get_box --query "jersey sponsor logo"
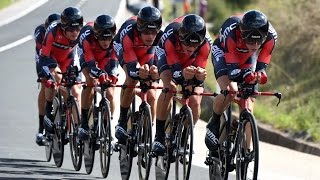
[113,41,122,56]
[34,29,41,39]
[79,29,91,44]
[236,47,249,53]
[77,46,83,56]
[173,70,182,79]
[53,42,73,49]
[160,28,173,46]
[205,33,214,46]
[129,70,138,77]
[35,53,40,63]
[47,21,57,32]
[219,22,237,43]
[120,24,132,42]
[155,47,165,60]
[211,45,224,59]
[230,68,241,76]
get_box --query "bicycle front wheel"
[175,106,194,180]
[84,105,96,174]
[235,111,259,180]
[137,104,153,180]
[68,97,82,171]
[100,100,112,178]
[52,95,64,168]
[119,108,134,180]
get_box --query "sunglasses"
[65,26,81,32]
[140,28,159,35]
[181,40,201,47]
[241,30,267,45]
[96,35,113,41]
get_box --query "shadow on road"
[0,158,100,179]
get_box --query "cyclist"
[39,7,84,134]
[34,13,61,146]
[113,6,163,144]
[152,14,212,155]
[205,10,277,153]
[77,14,119,140]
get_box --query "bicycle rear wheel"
[119,108,134,180]
[137,104,153,180]
[52,95,65,168]
[235,111,259,180]
[68,97,82,171]
[100,100,112,178]
[175,106,194,180]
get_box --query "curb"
[258,123,320,157]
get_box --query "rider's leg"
[188,86,204,125]
[106,87,115,119]
[205,75,237,151]
[43,66,61,133]
[115,65,137,143]
[147,86,157,123]
[152,69,176,155]
[38,83,46,133]
[78,67,94,140]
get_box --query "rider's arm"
[40,27,55,60]
[162,36,184,84]
[122,34,140,80]
[256,36,276,72]
[193,42,210,85]
[82,37,96,65]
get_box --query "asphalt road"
[0,0,319,179]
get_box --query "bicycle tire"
[235,111,259,180]
[45,96,60,162]
[137,103,153,180]
[119,108,134,180]
[84,105,96,174]
[100,99,112,178]
[175,106,194,180]
[68,97,82,171]
[45,134,53,162]
[52,94,65,168]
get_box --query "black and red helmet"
[179,14,206,47]
[240,10,269,45]
[94,14,116,40]
[137,6,162,32]
[61,7,83,31]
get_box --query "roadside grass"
[0,0,19,10]
[161,0,320,143]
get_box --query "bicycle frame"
[115,80,162,180]
[157,84,218,180]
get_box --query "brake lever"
[274,92,282,106]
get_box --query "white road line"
[0,35,33,53]
[0,0,48,27]
[0,0,90,53]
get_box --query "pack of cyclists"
[34,5,277,179]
